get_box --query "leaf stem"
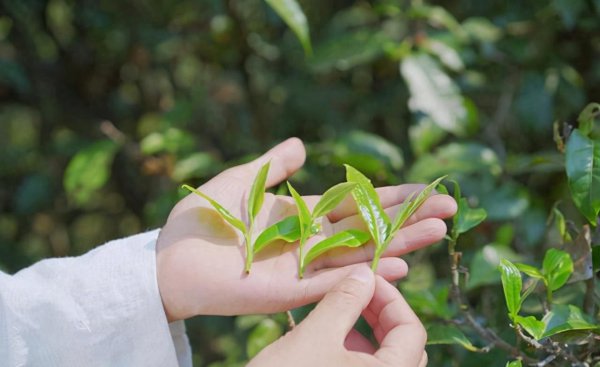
[244,229,253,274]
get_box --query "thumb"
[299,266,375,342]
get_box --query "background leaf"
[426,324,478,351]
[63,140,119,205]
[541,304,599,338]
[246,318,283,359]
[565,129,600,225]
[265,0,312,55]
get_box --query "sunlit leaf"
[302,229,370,273]
[400,54,467,136]
[312,182,356,219]
[499,259,522,319]
[248,162,270,226]
[181,184,246,233]
[391,176,446,234]
[265,0,312,55]
[253,215,301,254]
[541,304,599,338]
[64,140,119,205]
[246,318,283,358]
[345,164,390,247]
[506,360,522,367]
[577,102,600,136]
[565,129,600,225]
[426,324,478,351]
[542,249,573,291]
[515,263,543,279]
[515,315,545,340]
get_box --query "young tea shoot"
[182,162,271,273]
[270,181,367,278]
[345,164,446,271]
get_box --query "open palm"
[156,138,456,321]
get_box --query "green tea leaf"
[453,197,487,236]
[515,315,545,340]
[302,229,370,273]
[312,182,356,219]
[64,140,119,205]
[391,176,446,234]
[541,304,599,338]
[286,182,312,240]
[499,259,522,319]
[345,164,390,247]
[506,360,522,367]
[253,215,301,254]
[542,249,573,291]
[182,184,246,233]
[426,324,478,351]
[248,162,270,226]
[515,263,544,279]
[264,0,312,55]
[565,129,600,225]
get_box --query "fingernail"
[349,267,373,284]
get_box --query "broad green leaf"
[248,162,270,226]
[565,129,600,225]
[506,361,522,367]
[542,249,573,291]
[577,102,600,136]
[499,259,522,319]
[332,131,404,173]
[246,318,283,358]
[302,229,370,272]
[400,54,467,137]
[541,304,599,338]
[265,0,312,55]
[64,140,119,205]
[312,182,356,219]
[171,152,217,182]
[286,182,312,241]
[515,315,545,340]
[515,263,544,279]
[181,184,246,233]
[453,197,487,236]
[253,215,301,254]
[426,325,478,351]
[391,176,446,234]
[345,165,390,247]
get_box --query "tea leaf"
[253,215,301,254]
[506,360,522,367]
[246,318,283,358]
[577,102,600,136]
[565,129,600,226]
[248,162,270,226]
[391,176,446,234]
[302,229,370,273]
[541,304,599,338]
[453,197,487,236]
[286,182,312,238]
[426,324,478,351]
[542,249,573,291]
[312,182,356,219]
[515,315,545,340]
[515,263,544,279]
[345,164,390,247]
[499,259,522,319]
[264,0,312,55]
[182,184,246,233]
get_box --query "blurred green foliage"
[1,0,599,365]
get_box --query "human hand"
[156,138,456,320]
[248,268,428,367]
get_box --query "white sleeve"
[0,229,192,367]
